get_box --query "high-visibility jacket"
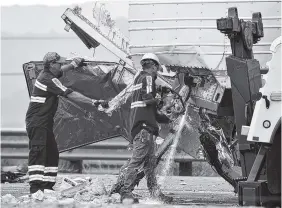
[25,69,73,129]
[129,71,170,141]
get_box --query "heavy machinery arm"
[217,7,264,179]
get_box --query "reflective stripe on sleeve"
[130,83,142,92]
[146,76,152,93]
[52,78,67,92]
[130,101,146,108]
[30,96,46,103]
[35,80,47,91]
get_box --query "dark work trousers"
[27,127,59,193]
[120,129,161,197]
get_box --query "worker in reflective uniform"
[119,53,173,204]
[25,52,108,194]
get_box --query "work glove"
[99,100,109,108]
[155,136,164,145]
[92,99,109,108]
[71,57,85,68]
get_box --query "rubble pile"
[0,176,121,207]
[1,194,17,204]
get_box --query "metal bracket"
[247,145,268,182]
[262,95,270,109]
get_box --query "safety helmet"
[140,53,160,66]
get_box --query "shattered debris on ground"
[1,194,17,204]
[1,175,238,207]
[0,176,122,207]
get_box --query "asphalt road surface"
[1,175,240,207]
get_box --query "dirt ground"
[1,174,240,207]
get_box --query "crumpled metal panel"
[129,0,281,70]
[23,61,131,152]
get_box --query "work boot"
[120,192,139,204]
[150,188,173,203]
[154,192,173,203]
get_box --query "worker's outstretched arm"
[67,91,107,107]
[61,64,75,72]
[66,91,94,106]
[60,57,85,73]
[44,76,108,108]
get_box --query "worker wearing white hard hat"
[111,53,173,204]
[140,53,161,65]
[140,53,163,72]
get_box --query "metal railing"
[1,128,27,136]
[1,128,205,176]
[1,140,203,162]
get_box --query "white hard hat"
[140,53,160,66]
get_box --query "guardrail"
[1,128,205,176]
[0,140,203,162]
[1,140,129,150]
[1,151,201,162]
[1,128,27,136]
